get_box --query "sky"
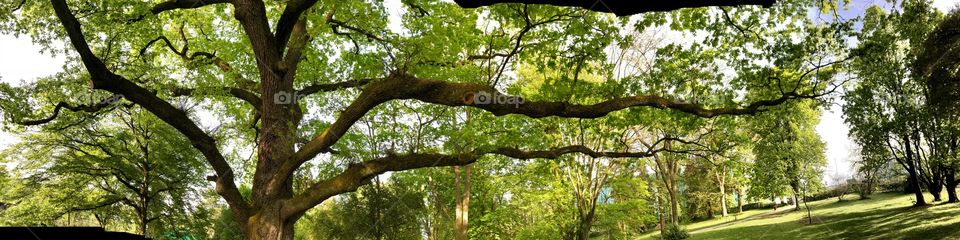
[1,0,958,181]
[0,35,67,157]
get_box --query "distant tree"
[749,101,826,211]
[850,144,889,199]
[0,108,209,238]
[830,172,849,202]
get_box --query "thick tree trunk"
[653,152,679,226]
[949,138,959,204]
[929,181,943,202]
[946,170,959,203]
[576,207,596,240]
[928,164,945,202]
[668,186,679,225]
[245,205,298,240]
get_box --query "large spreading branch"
[296,78,374,96]
[283,136,706,216]
[129,0,232,23]
[16,95,123,126]
[140,32,262,107]
[50,0,249,217]
[169,86,262,112]
[453,0,776,16]
[281,147,626,216]
[151,0,232,14]
[286,72,829,178]
[274,0,318,52]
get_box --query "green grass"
[635,207,777,239]
[642,192,960,240]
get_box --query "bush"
[660,224,689,240]
[877,179,905,193]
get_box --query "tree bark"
[245,205,298,240]
[716,171,728,217]
[454,166,463,240]
[667,184,679,225]
[463,165,471,239]
[650,174,664,231]
[790,182,800,211]
[454,164,471,240]
[905,135,927,206]
[771,196,777,211]
[928,165,944,202]
[736,188,743,213]
[946,170,959,203]
[948,137,959,203]
[428,171,438,240]
[576,207,596,240]
[929,179,943,202]
[453,0,776,16]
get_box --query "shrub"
[660,224,689,240]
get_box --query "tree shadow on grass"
[789,201,960,240]
[692,195,960,240]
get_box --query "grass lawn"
[642,191,960,239]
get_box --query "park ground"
[640,191,960,239]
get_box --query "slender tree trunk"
[652,180,664,231]
[454,164,471,240]
[706,199,714,219]
[790,182,800,211]
[428,171,438,240]
[801,185,812,224]
[138,148,151,237]
[736,188,743,213]
[716,171,728,217]
[464,164,471,238]
[657,195,664,231]
[454,166,463,240]
[771,196,777,211]
[138,202,148,236]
